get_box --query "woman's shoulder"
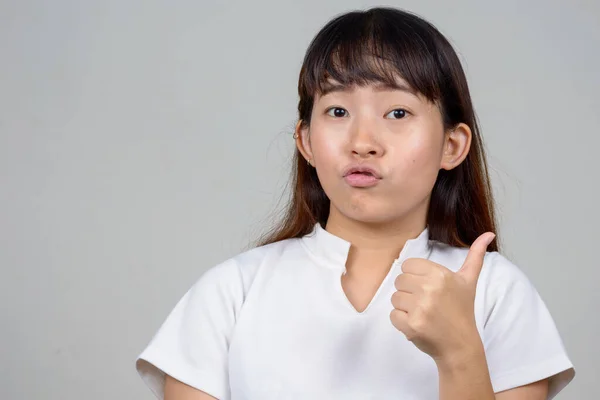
[194,236,303,293]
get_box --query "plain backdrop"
[1,0,598,399]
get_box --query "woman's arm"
[436,346,494,400]
[495,379,549,399]
[164,375,219,400]
[436,348,549,400]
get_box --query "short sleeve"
[480,252,575,398]
[135,259,244,400]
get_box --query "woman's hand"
[390,232,496,366]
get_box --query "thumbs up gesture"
[390,232,496,364]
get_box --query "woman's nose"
[349,120,384,158]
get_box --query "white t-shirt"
[136,223,575,399]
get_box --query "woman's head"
[257,7,498,251]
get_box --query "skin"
[163,77,550,399]
[165,375,217,400]
[296,77,470,286]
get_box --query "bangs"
[300,9,446,103]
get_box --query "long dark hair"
[254,7,499,251]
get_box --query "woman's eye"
[326,107,348,118]
[385,109,408,119]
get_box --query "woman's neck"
[325,207,427,274]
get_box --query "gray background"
[1,0,598,399]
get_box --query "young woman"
[136,7,575,400]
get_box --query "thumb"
[458,232,496,284]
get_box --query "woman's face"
[297,77,470,226]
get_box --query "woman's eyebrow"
[320,81,417,97]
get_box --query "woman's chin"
[338,209,396,225]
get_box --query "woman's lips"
[344,172,381,187]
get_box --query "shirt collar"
[301,222,432,271]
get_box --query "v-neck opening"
[338,260,400,315]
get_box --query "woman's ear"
[440,122,472,170]
[295,120,314,164]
